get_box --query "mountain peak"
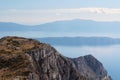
[72,55,112,80]
[0,36,45,54]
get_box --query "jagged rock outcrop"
[0,36,86,80]
[0,36,112,80]
[72,55,112,80]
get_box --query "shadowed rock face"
[0,36,86,80]
[26,45,86,80]
[72,55,112,80]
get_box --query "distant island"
[37,37,120,46]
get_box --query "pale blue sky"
[1,0,120,9]
[0,0,120,24]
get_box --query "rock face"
[0,36,111,80]
[0,36,86,80]
[72,55,112,80]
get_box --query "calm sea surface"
[53,45,120,80]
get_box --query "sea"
[53,45,120,80]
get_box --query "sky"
[0,0,120,25]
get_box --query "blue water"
[53,45,120,80]
[1,31,120,38]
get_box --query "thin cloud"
[0,8,120,24]
[5,8,120,14]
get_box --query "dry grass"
[0,36,44,55]
[0,36,41,80]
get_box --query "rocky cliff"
[72,55,112,80]
[0,36,86,80]
[0,36,111,80]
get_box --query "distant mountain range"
[38,37,120,46]
[1,19,120,33]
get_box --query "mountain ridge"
[0,36,112,80]
[1,19,120,33]
[72,55,112,80]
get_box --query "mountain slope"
[0,22,30,31]
[0,36,111,80]
[72,55,112,80]
[0,36,86,80]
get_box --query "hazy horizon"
[1,0,120,25]
[1,19,120,38]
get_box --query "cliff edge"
[0,36,86,80]
[0,36,111,80]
